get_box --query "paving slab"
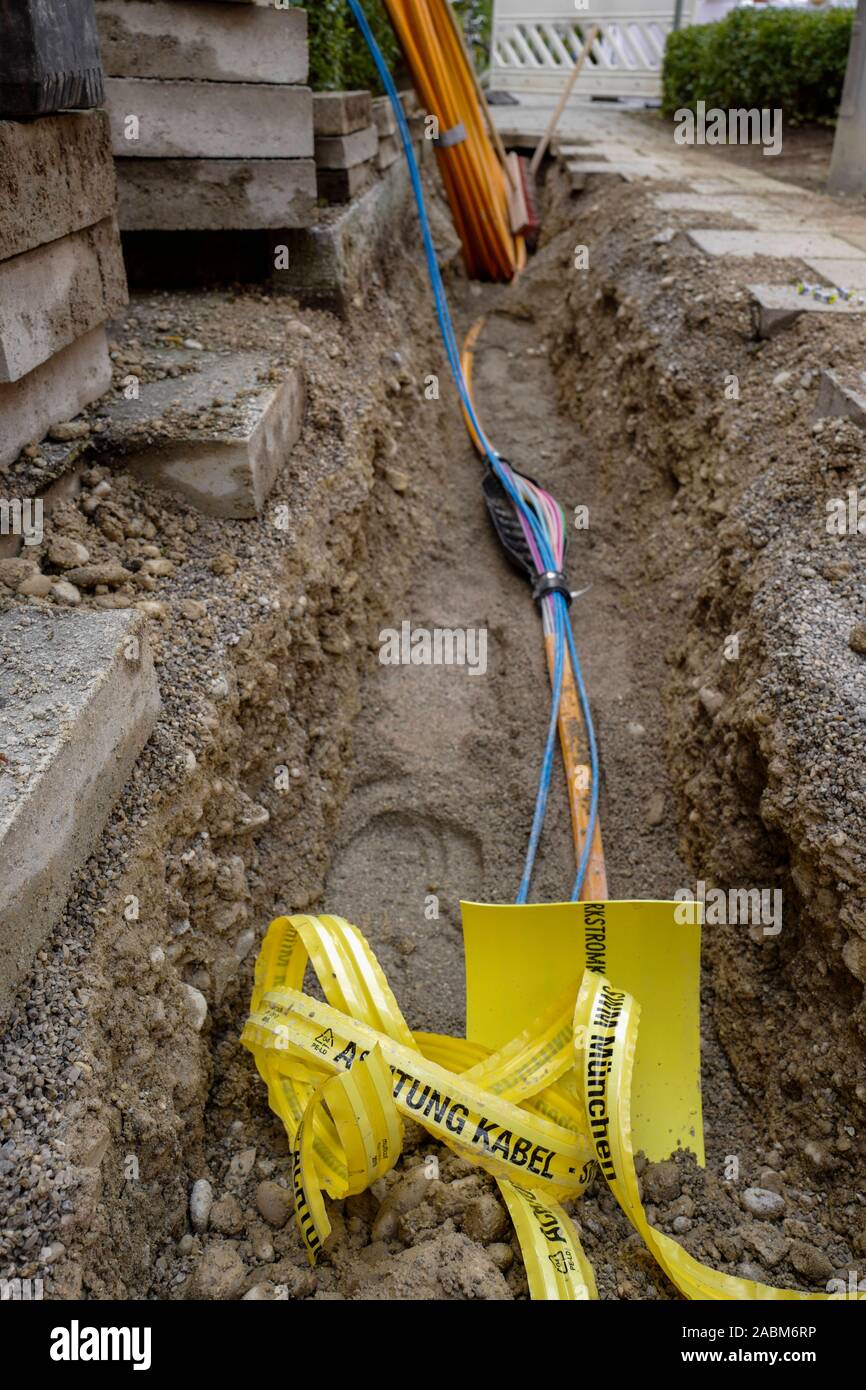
[313,91,373,137]
[689,229,864,260]
[0,218,128,384]
[0,607,160,1015]
[95,0,307,83]
[684,178,739,194]
[567,158,679,187]
[652,193,797,225]
[315,126,379,171]
[98,349,305,517]
[814,367,866,425]
[748,284,866,339]
[316,162,375,205]
[0,326,112,469]
[116,158,316,230]
[803,257,866,290]
[105,78,313,158]
[0,112,117,262]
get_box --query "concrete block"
[814,367,866,426]
[689,229,864,260]
[315,125,378,171]
[748,284,866,339]
[0,607,160,1015]
[316,163,375,205]
[273,158,415,309]
[99,349,305,517]
[116,158,316,231]
[94,0,308,84]
[0,111,117,261]
[0,326,112,469]
[802,258,866,292]
[0,218,128,384]
[313,90,372,137]
[105,78,313,158]
[377,134,401,173]
[372,95,397,138]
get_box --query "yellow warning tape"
[242,911,831,1301]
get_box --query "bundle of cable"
[382,0,519,281]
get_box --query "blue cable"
[347,0,599,903]
[516,594,565,903]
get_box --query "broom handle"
[529,24,600,178]
[443,0,516,190]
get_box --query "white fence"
[491,0,700,99]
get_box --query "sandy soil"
[0,147,863,1301]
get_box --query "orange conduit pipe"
[382,0,520,281]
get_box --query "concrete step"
[748,283,866,338]
[105,77,313,159]
[313,91,373,137]
[0,326,112,469]
[116,158,316,231]
[97,348,305,517]
[0,218,128,384]
[315,126,378,172]
[94,0,307,85]
[689,229,864,260]
[0,606,160,1016]
[0,112,117,262]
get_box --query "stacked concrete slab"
[0,111,127,468]
[95,0,316,230]
[313,91,422,205]
[314,91,379,205]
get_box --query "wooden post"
[0,0,104,117]
[828,0,866,197]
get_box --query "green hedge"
[301,1,491,92]
[302,0,398,93]
[662,8,854,125]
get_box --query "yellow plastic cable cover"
[242,907,832,1301]
[383,0,519,280]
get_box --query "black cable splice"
[482,463,572,604]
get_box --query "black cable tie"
[532,570,572,606]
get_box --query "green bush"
[662,7,854,125]
[301,0,398,93]
[300,0,491,92]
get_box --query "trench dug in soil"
[2,155,864,1301]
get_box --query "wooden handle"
[530,24,601,178]
[544,631,608,901]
